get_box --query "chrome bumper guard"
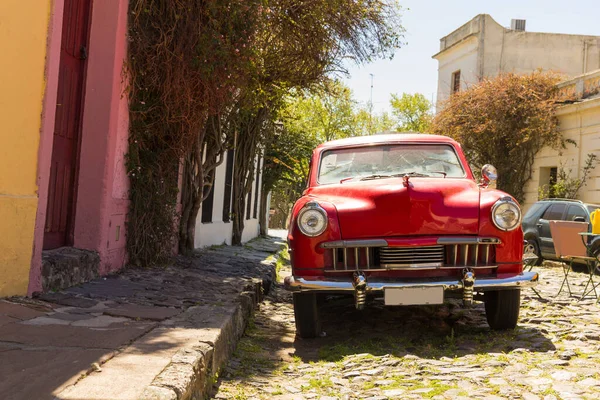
[284,271,539,293]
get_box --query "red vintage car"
[284,134,539,338]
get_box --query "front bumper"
[284,271,539,293]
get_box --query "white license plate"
[384,286,444,306]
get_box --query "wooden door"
[43,0,92,250]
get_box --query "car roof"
[537,199,600,208]
[316,133,460,150]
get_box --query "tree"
[126,0,405,260]
[431,72,564,202]
[389,92,432,132]
[354,107,396,135]
[227,0,405,244]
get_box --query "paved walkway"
[214,262,600,400]
[0,235,285,400]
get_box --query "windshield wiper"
[359,174,392,181]
[391,172,430,178]
[428,171,447,177]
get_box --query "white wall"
[435,36,479,109]
[194,151,264,247]
[241,155,262,243]
[435,14,600,109]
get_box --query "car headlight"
[491,197,522,231]
[297,201,328,237]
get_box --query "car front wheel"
[293,293,321,338]
[484,289,521,330]
[526,239,543,266]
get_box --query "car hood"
[306,177,481,239]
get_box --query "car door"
[538,203,567,257]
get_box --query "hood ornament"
[403,174,410,187]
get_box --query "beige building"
[433,14,600,109]
[523,70,600,210]
[434,15,600,211]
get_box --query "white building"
[433,15,600,211]
[194,150,265,247]
[433,14,600,109]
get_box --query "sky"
[342,0,600,114]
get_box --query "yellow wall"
[0,0,51,296]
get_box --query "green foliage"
[390,92,433,132]
[431,72,563,202]
[354,107,396,135]
[538,153,598,200]
[265,82,398,229]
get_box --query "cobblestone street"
[213,260,600,400]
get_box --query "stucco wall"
[0,0,52,296]
[195,155,233,247]
[435,37,479,108]
[73,0,130,275]
[435,14,600,108]
[195,153,264,247]
[501,33,600,77]
[523,97,600,212]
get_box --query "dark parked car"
[522,199,600,264]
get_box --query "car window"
[524,202,546,220]
[565,205,588,221]
[318,144,465,184]
[541,203,566,220]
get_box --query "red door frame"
[43,0,93,250]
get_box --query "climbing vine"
[126,0,259,265]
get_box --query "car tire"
[526,239,543,266]
[293,293,321,338]
[484,289,521,330]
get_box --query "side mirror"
[573,216,586,223]
[480,164,498,188]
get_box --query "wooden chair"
[549,221,599,300]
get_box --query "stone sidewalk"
[0,235,286,400]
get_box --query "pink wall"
[29,0,66,295]
[74,0,130,275]
[29,0,130,295]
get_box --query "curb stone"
[139,277,273,400]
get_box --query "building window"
[539,166,558,199]
[548,167,558,198]
[222,149,235,222]
[451,70,461,94]
[200,178,215,223]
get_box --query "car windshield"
[318,144,465,184]
[587,205,600,214]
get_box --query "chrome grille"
[445,243,495,267]
[323,238,498,271]
[379,245,444,268]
